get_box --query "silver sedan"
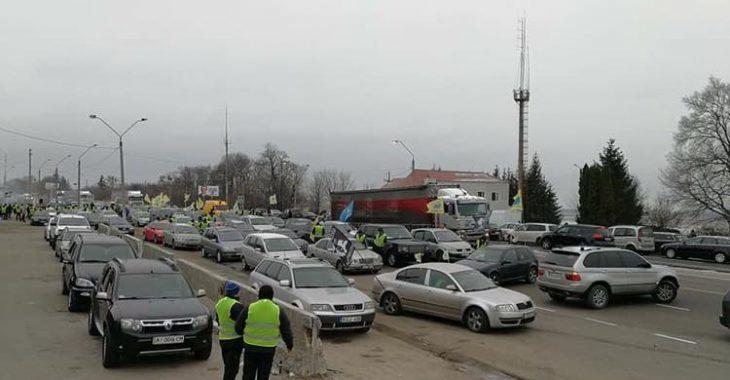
[372,263,536,332]
[163,223,202,250]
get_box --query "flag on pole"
[332,224,355,265]
[511,191,523,211]
[339,201,354,222]
[144,194,151,204]
[269,194,278,205]
[426,199,445,214]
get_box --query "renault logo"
[163,320,173,331]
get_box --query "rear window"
[544,250,580,267]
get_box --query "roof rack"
[112,257,126,272]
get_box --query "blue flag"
[339,201,354,222]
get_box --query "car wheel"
[526,267,538,284]
[548,292,566,303]
[62,276,69,295]
[464,306,490,333]
[386,252,398,267]
[541,239,552,250]
[242,258,250,271]
[102,326,121,368]
[652,280,678,304]
[68,290,80,312]
[489,272,500,285]
[380,292,402,315]
[216,250,222,264]
[88,308,99,336]
[714,252,727,264]
[665,249,676,259]
[585,284,610,309]
[510,235,518,244]
[193,341,212,360]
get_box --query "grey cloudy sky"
[2,0,730,207]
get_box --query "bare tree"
[307,168,355,212]
[642,195,687,228]
[662,77,730,231]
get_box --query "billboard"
[198,185,220,197]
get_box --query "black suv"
[358,224,427,267]
[457,246,539,285]
[62,234,136,311]
[88,258,212,367]
[539,224,614,250]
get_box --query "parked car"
[240,233,306,270]
[201,227,245,263]
[721,290,730,329]
[537,246,679,308]
[88,258,212,367]
[323,221,355,237]
[272,228,309,254]
[608,225,655,253]
[653,232,682,252]
[30,210,51,226]
[143,221,173,244]
[457,246,539,285]
[101,215,134,235]
[250,258,375,331]
[130,210,151,227]
[170,214,193,225]
[372,263,536,332]
[411,228,473,262]
[44,216,58,241]
[226,220,257,239]
[62,234,136,311]
[661,236,730,263]
[510,223,557,245]
[357,224,428,267]
[539,224,614,250]
[267,216,286,229]
[239,215,277,231]
[162,223,201,250]
[283,218,312,239]
[308,237,383,273]
[51,214,92,248]
[55,229,97,260]
[87,212,103,229]
[498,223,522,241]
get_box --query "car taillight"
[565,272,582,281]
[538,268,545,277]
[592,233,603,241]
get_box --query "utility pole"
[2,152,6,187]
[28,148,32,197]
[78,144,97,205]
[224,105,230,205]
[513,16,530,202]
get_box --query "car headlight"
[192,315,209,329]
[363,301,375,310]
[74,277,94,287]
[120,318,143,332]
[496,304,517,313]
[310,304,332,312]
[374,256,383,264]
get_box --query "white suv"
[608,225,655,253]
[510,223,558,245]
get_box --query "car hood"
[439,241,472,251]
[174,233,201,240]
[252,225,277,231]
[456,259,498,272]
[351,249,381,260]
[113,298,207,319]
[469,286,532,306]
[295,287,371,305]
[76,263,106,283]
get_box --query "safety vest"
[374,233,387,248]
[215,297,242,341]
[356,234,367,244]
[243,299,281,348]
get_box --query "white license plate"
[547,271,560,278]
[152,335,185,345]
[340,316,362,323]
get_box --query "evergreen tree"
[524,154,562,224]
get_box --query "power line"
[0,125,114,149]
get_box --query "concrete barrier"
[102,224,327,376]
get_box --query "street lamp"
[77,144,97,205]
[54,154,72,179]
[392,139,415,172]
[89,114,147,195]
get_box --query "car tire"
[380,292,402,315]
[386,252,398,267]
[193,341,212,360]
[88,308,99,336]
[488,272,500,285]
[665,248,677,259]
[510,235,518,244]
[102,326,121,368]
[216,250,222,264]
[652,279,678,304]
[548,292,566,303]
[464,306,490,333]
[714,252,727,264]
[584,284,610,309]
[541,239,552,250]
[68,290,80,312]
[526,267,538,284]
[62,277,69,295]
[242,258,250,271]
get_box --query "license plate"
[547,271,559,278]
[152,335,184,345]
[339,316,362,323]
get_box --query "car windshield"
[250,218,270,225]
[218,230,244,241]
[382,226,412,239]
[288,219,309,227]
[544,250,580,267]
[270,217,284,225]
[78,244,135,262]
[293,267,349,288]
[452,270,496,292]
[265,237,299,252]
[275,230,297,239]
[467,247,503,262]
[106,216,126,225]
[60,217,89,226]
[175,225,198,234]
[435,230,461,242]
[117,273,193,299]
[457,202,488,216]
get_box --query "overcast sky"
[2,0,730,207]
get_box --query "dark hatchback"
[539,224,614,250]
[102,215,135,235]
[358,224,428,267]
[89,258,212,368]
[62,234,136,311]
[457,246,539,285]
[661,236,730,264]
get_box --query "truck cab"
[436,188,490,243]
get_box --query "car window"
[255,260,272,274]
[620,251,647,268]
[277,266,292,282]
[624,228,637,237]
[502,250,518,264]
[601,251,623,268]
[265,262,282,279]
[263,237,299,252]
[685,237,702,245]
[314,239,329,249]
[395,268,427,285]
[516,248,534,261]
[428,270,456,290]
[583,252,602,268]
[700,237,718,245]
[526,224,544,232]
[548,225,558,232]
[413,231,423,240]
[544,250,580,267]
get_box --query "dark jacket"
[234,301,294,352]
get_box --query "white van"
[608,225,655,253]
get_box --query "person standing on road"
[216,281,245,380]
[373,227,388,255]
[309,222,324,243]
[235,285,293,380]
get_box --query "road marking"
[584,317,617,327]
[682,287,726,296]
[654,333,697,345]
[534,306,555,313]
[655,304,690,312]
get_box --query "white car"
[50,214,91,248]
[45,216,58,241]
[239,216,277,231]
[240,233,305,270]
[510,223,558,245]
[608,225,656,253]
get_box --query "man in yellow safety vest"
[215,281,244,380]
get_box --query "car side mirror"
[96,292,109,301]
[638,262,651,269]
[197,289,207,297]
[279,280,291,287]
[348,278,356,286]
[445,284,458,291]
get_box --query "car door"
[499,249,521,280]
[552,226,572,246]
[95,268,116,333]
[618,251,656,293]
[515,247,535,277]
[263,262,283,290]
[600,250,630,294]
[310,239,326,260]
[425,269,463,319]
[394,268,428,313]
[63,241,78,288]
[241,236,257,266]
[274,265,295,303]
[698,238,718,260]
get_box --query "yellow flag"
[426,199,445,214]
